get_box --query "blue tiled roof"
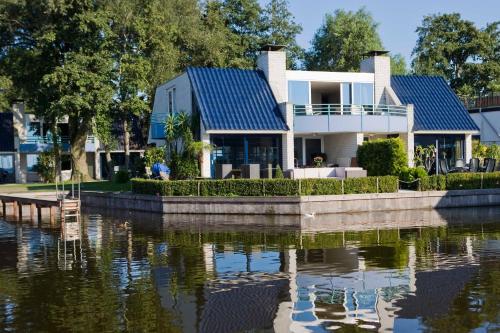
[391,75,479,132]
[187,67,288,131]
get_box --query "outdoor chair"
[484,159,496,173]
[439,159,449,175]
[469,158,480,172]
[449,159,466,173]
[480,158,491,172]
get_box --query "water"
[0,208,499,332]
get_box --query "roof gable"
[391,75,479,132]
[187,67,288,131]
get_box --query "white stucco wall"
[148,73,192,146]
[469,111,500,144]
[323,133,364,166]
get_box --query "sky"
[262,0,500,64]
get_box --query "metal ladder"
[55,163,81,223]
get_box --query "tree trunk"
[69,117,91,181]
[105,145,114,181]
[123,118,130,171]
[50,122,61,181]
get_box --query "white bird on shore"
[304,212,316,218]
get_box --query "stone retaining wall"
[80,189,500,216]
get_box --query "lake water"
[0,208,499,332]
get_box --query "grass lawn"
[0,181,131,193]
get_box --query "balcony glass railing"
[293,104,407,117]
[22,135,96,144]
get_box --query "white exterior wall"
[148,73,192,146]
[469,111,500,144]
[200,122,211,178]
[257,51,287,103]
[286,70,374,83]
[323,133,364,166]
[360,56,391,105]
[465,134,473,162]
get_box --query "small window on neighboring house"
[167,87,176,114]
[26,154,38,171]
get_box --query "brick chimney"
[257,45,287,104]
[360,50,391,105]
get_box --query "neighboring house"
[466,95,500,145]
[148,46,479,178]
[0,103,145,183]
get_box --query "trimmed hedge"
[131,176,399,197]
[418,172,500,191]
[357,138,408,176]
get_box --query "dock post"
[37,205,42,222]
[1,200,5,218]
[12,201,18,219]
[50,206,57,224]
[18,202,23,221]
[30,203,36,222]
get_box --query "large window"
[0,154,14,183]
[211,134,282,171]
[341,83,352,105]
[27,154,38,171]
[288,81,310,105]
[414,134,465,167]
[167,87,176,115]
[353,83,374,106]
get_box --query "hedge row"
[131,176,399,197]
[419,172,500,191]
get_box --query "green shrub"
[34,151,56,183]
[357,138,408,176]
[274,165,284,179]
[416,172,500,191]
[113,170,130,183]
[170,154,199,180]
[399,166,429,190]
[131,176,399,197]
[419,175,446,191]
[144,147,165,167]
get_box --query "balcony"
[293,104,408,134]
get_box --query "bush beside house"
[418,172,500,191]
[357,138,408,176]
[131,176,399,197]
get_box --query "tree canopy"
[412,13,500,96]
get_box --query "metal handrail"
[293,104,407,117]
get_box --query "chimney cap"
[362,50,389,57]
[260,44,286,52]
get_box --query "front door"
[305,138,322,166]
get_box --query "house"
[0,103,145,183]
[466,95,500,145]
[148,46,479,178]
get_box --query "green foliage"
[131,176,399,196]
[419,175,447,191]
[274,165,284,179]
[34,152,56,183]
[390,54,408,75]
[143,147,165,168]
[399,166,428,190]
[412,13,500,96]
[357,138,408,176]
[113,170,130,184]
[414,144,436,172]
[170,154,199,180]
[305,8,383,71]
[418,172,500,191]
[472,141,500,160]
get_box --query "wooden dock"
[0,192,80,224]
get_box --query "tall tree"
[261,0,303,69]
[217,0,264,67]
[391,54,408,75]
[305,8,383,72]
[411,13,498,96]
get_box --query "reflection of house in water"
[152,235,480,333]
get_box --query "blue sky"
[261,0,500,64]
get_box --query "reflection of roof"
[187,67,288,131]
[395,265,478,318]
[391,76,479,132]
[199,277,289,333]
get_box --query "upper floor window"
[353,83,374,105]
[167,87,176,115]
[288,81,310,105]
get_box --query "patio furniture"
[484,158,496,173]
[241,164,260,179]
[469,158,480,172]
[215,163,232,179]
[439,159,449,175]
[159,171,170,180]
[449,159,467,173]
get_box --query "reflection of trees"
[421,260,500,332]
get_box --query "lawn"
[0,181,131,193]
